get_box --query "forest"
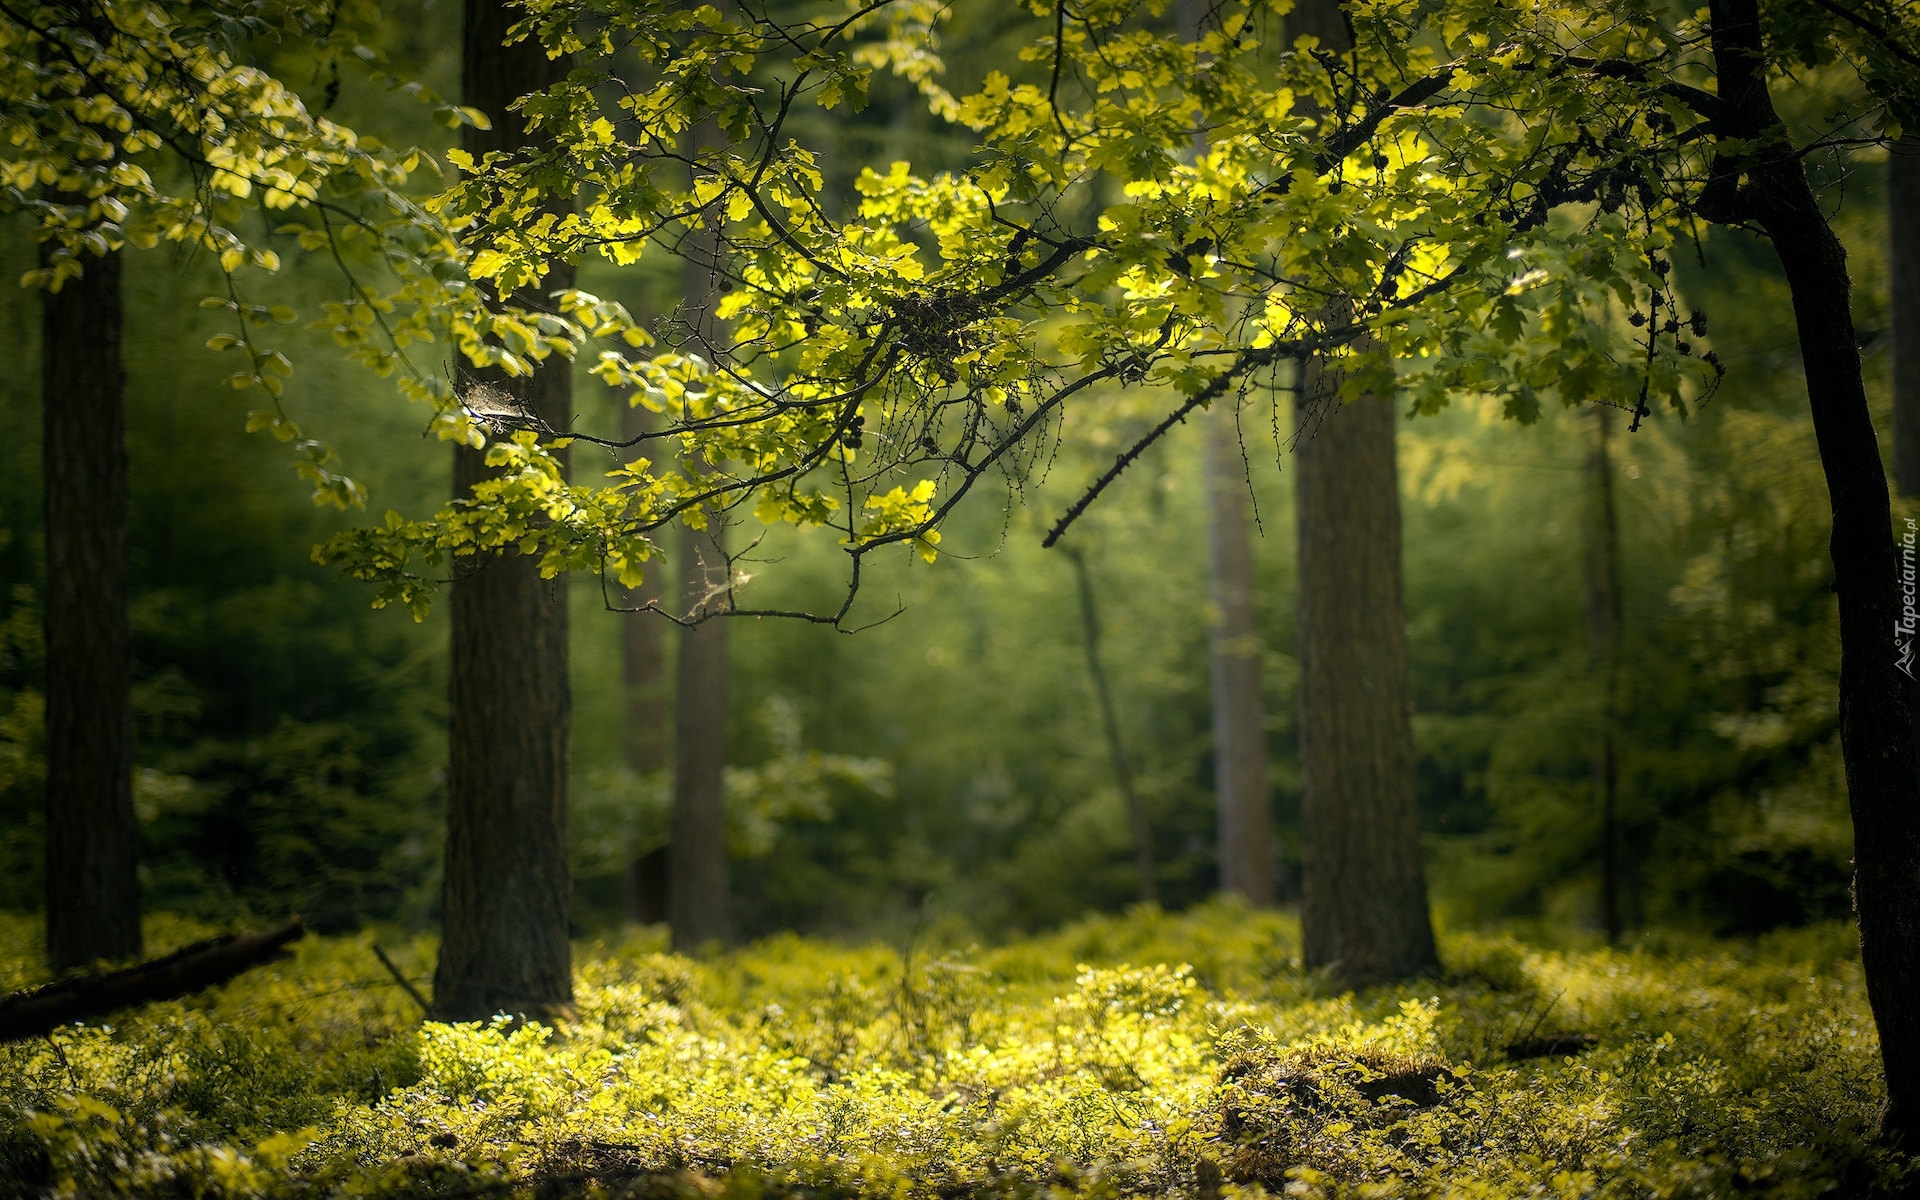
[0,0,1916,1194]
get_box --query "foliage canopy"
[4,0,1912,622]
[312,0,1913,620]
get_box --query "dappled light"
[1,0,1916,1192]
[0,908,1902,1197]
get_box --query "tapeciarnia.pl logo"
[1900,518,1918,680]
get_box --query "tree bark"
[1703,0,1920,1142]
[1892,137,1920,498]
[1295,372,1438,985]
[1289,0,1437,986]
[622,401,670,925]
[1583,405,1624,944]
[1204,410,1273,904]
[434,0,574,1022]
[669,515,730,952]
[42,241,141,974]
[1067,546,1157,904]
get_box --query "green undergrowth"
[0,903,1908,1198]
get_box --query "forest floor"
[0,903,1908,1198]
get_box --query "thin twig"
[371,943,431,1014]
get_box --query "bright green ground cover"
[0,904,1906,1198]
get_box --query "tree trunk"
[1768,186,1920,1147]
[1583,405,1623,944]
[669,515,730,952]
[1067,546,1157,903]
[1891,137,1919,498]
[42,242,140,973]
[1704,0,1920,1141]
[1179,0,1274,907]
[434,0,574,1022]
[1204,410,1272,904]
[1289,0,1437,987]
[1894,131,1920,1076]
[666,120,733,953]
[1295,374,1438,986]
[1894,134,1920,918]
[622,401,670,925]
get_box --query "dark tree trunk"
[1067,546,1157,904]
[1892,138,1920,498]
[1205,411,1273,904]
[1289,0,1436,987]
[622,401,670,925]
[434,0,574,1022]
[1583,405,1624,944]
[42,243,140,973]
[669,516,730,952]
[1295,376,1438,986]
[1894,132,1920,1043]
[1704,0,1920,1142]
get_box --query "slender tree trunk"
[434,0,574,1021]
[1894,131,1920,1016]
[1702,0,1920,1141]
[669,515,730,952]
[668,213,731,952]
[1290,0,1437,987]
[41,242,140,973]
[1891,138,1919,498]
[622,401,670,926]
[1768,190,1920,1146]
[1067,546,1157,904]
[1180,0,1273,905]
[1583,406,1623,944]
[1204,412,1273,904]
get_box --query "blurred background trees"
[0,0,1893,956]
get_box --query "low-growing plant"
[0,904,1906,1198]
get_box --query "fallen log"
[0,919,305,1043]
